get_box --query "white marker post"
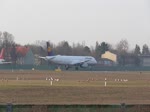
[50,77,53,86]
[105,78,107,87]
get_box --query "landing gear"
[57,66,61,69]
[65,65,69,70]
[65,65,79,70]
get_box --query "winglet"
[0,48,5,59]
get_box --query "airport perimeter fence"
[1,64,150,71]
[1,104,150,112]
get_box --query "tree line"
[0,31,150,66]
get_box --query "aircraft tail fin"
[47,42,53,56]
[0,48,5,59]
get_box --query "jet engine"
[80,63,88,68]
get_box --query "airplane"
[0,48,12,64]
[39,42,97,70]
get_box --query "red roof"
[1,46,30,58]
[16,46,29,56]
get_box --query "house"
[139,55,150,66]
[2,46,35,65]
[16,46,35,65]
[101,51,117,66]
[98,58,115,66]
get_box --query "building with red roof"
[16,46,30,56]
[15,46,35,65]
[2,46,35,65]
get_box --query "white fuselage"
[0,59,11,64]
[45,55,97,65]
[0,59,5,62]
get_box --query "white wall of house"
[141,56,150,66]
[101,51,117,63]
[17,49,35,65]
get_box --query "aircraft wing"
[39,56,47,60]
[70,59,91,65]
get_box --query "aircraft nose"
[92,58,97,64]
[94,59,97,64]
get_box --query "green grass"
[0,71,150,104]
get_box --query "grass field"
[0,70,150,105]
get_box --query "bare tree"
[10,44,17,64]
[72,42,85,55]
[33,40,55,56]
[0,31,3,49]
[0,31,15,60]
[35,40,54,50]
[116,39,129,66]
[55,41,72,55]
[116,39,129,54]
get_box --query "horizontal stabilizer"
[39,56,55,61]
[0,61,12,64]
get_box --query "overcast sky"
[0,0,150,49]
